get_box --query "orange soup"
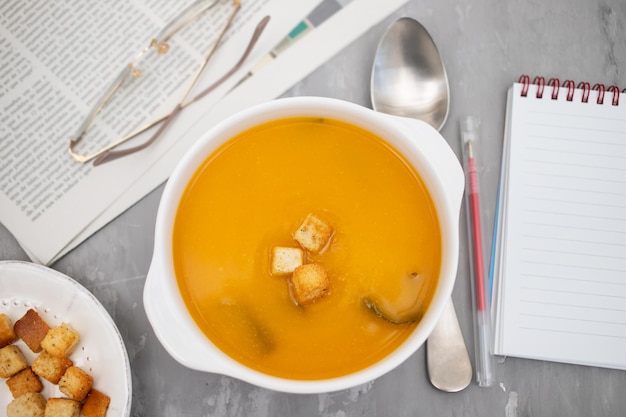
[173,117,441,380]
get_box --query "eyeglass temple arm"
[153,0,220,46]
[93,1,241,166]
[189,14,270,105]
[68,0,221,164]
[94,13,269,167]
[92,104,184,166]
[68,66,132,163]
[178,0,241,104]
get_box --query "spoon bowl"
[370,17,471,392]
[371,17,450,130]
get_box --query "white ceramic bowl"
[144,97,464,394]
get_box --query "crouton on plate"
[45,397,81,417]
[58,366,93,402]
[6,392,46,417]
[81,389,111,417]
[0,345,29,378]
[14,309,51,353]
[40,323,80,358]
[6,367,43,398]
[31,351,73,384]
[0,313,17,348]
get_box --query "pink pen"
[460,116,494,387]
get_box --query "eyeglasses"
[68,0,270,166]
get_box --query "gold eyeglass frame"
[68,0,269,166]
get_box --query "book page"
[494,82,626,369]
[0,0,323,264]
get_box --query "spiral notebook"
[491,75,626,369]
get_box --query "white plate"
[0,261,131,416]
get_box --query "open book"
[0,0,408,264]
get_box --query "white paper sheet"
[492,82,626,370]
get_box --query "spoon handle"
[426,299,472,392]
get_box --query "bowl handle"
[143,256,236,375]
[389,115,465,215]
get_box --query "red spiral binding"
[564,80,576,101]
[519,75,530,97]
[548,78,560,99]
[608,86,620,106]
[518,75,621,105]
[593,83,606,104]
[533,76,545,98]
[577,82,591,103]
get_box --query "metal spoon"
[370,17,472,392]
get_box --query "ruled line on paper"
[521,260,626,274]
[521,159,626,172]
[521,197,626,210]
[525,122,626,135]
[523,172,626,185]
[524,146,626,160]
[520,299,626,313]
[520,313,626,327]
[527,134,626,147]
[521,183,626,197]
[520,286,626,300]
[520,272,626,286]
[517,326,626,340]
[520,234,626,248]
[523,210,626,223]
[528,109,626,124]
[521,221,626,235]
[522,248,626,261]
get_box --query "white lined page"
[494,82,626,369]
